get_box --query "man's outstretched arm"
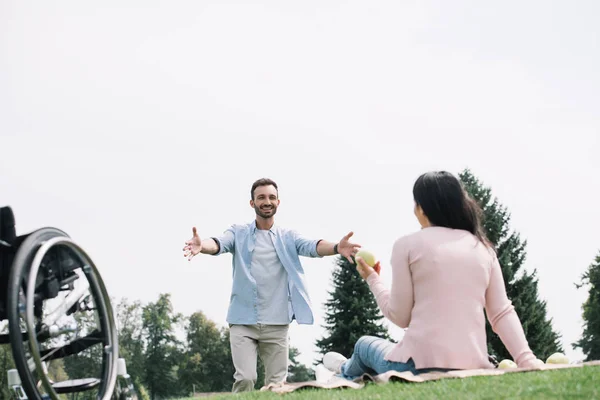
[316,231,361,263]
[183,226,233,260]
[199,238,220,255]
[316,240,338,256]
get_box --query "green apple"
[355,250,376,267]
[498,359,517,369]
[546,352,569,364]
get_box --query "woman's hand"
[356,257,381,280]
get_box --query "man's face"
[250,185,280,219]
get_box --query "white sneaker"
[323,352,348,374]
[314,364,335,383]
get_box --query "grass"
[179,365,599,400]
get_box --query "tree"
[142,293,183,400]
[1,342,16,400]
[179,311,233,394]
[315,256,390,360]
[573,251,600,361]
[1,322,14,399]
[116,298,146,394]
[61,310,105,400]
[217,328,238,391]
[287,347,313,383]
[255,353,266,390]
[459,169,563,360]
[62,311,104,383]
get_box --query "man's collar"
[251,220,277,235]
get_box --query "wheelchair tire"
[7,228,118,400]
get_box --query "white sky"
[1,1,599,367]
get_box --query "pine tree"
[315,256,390,359]
[573,251,600,361]
[287,347,314,383]
[459,169,563,360]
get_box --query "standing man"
[182,178,360,392]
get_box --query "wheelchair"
[1,206,119,400]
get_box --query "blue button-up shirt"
[212,220,322,325]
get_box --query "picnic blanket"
[260,360,600,394]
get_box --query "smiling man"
[183,178,361,392]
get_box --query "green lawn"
[181,365,599,400]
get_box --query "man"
[182,178,360,392]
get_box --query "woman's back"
[412,226,492,322]
[322,171,539,381]
[403,227,493,369]
[367,226,535,370]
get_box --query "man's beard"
[255,205,277,219]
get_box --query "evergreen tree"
[573,251,600,361]
[459,169,563,360]
[315,256,390,359]
[287,347,314,383]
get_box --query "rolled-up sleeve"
[293,231,322,258]
[212,226,235,255]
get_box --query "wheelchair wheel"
[7,228,119,400]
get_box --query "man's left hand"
[337,231,361,263]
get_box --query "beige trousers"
[229,324,289,393]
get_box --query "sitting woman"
[323,171,542,379]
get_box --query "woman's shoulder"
[400,226,452,241]
[392,229,429,250]
[397,227,483,249]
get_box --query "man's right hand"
[183,227,202,261]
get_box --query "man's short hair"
[251,178,278,200]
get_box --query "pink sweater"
[367,226,537,370]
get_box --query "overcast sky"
[1,1,599,367]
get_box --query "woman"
[323,171,542,379]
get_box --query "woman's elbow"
[487,304,515,332]
[385,309,411,329]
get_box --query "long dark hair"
[413,171,491,247]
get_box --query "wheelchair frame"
[1,206,119,400]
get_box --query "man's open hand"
[183,227,202,261]
[337,231,361,263]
